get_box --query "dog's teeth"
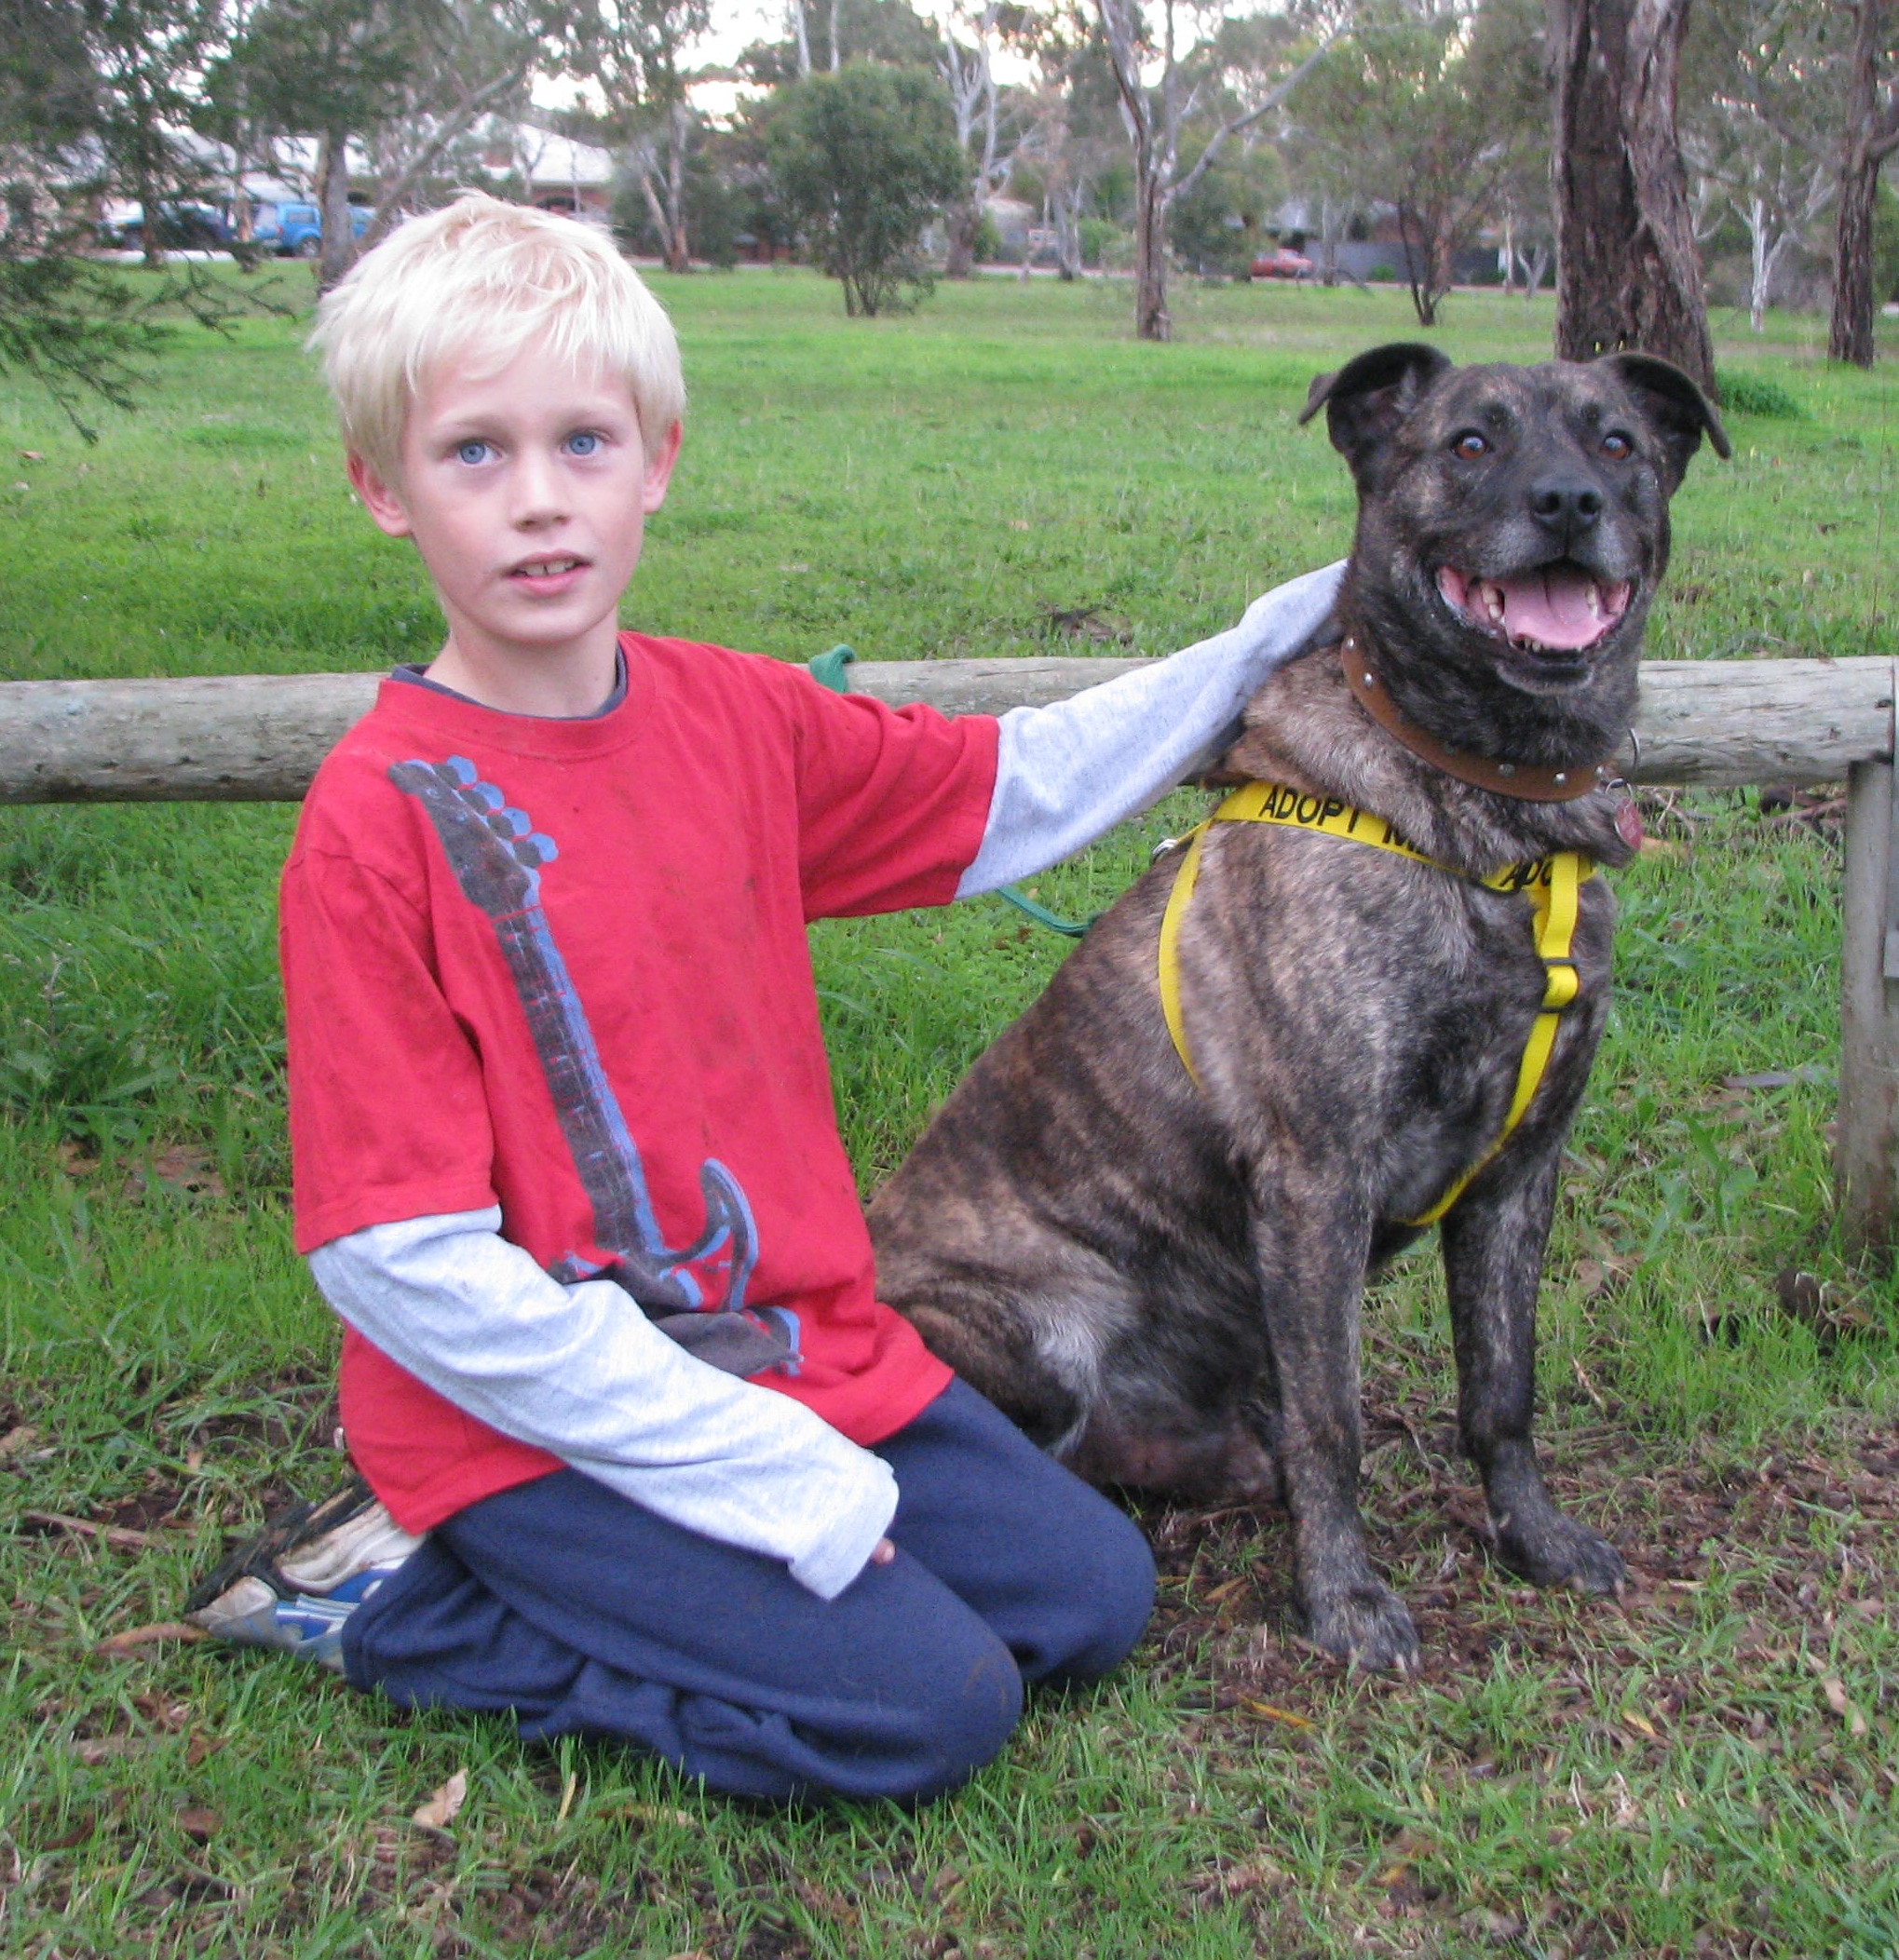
[1585,585,1602,616]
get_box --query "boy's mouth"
[508,555,589,593]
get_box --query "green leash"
[806,644,1097,939]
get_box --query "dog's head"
[1300,345,1727,727]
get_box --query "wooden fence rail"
[4,656,1898,1256]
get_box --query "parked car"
[1249,245,1313,281]
[109,201,238,252]
[248,200,375,257]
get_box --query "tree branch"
[1170,35,1336,207]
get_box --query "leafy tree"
[766,62,965,315]
[216,0,557,287]
[79,0,224,267]
[572,0,710,275]
[1683,0,1837,333]
[743,0,945,86]
[1,0,261,435]
[1095,0,1334,340]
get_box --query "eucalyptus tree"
[571,0,710,275]
[1094,0,1334,341]
[1544,0,1713,389]
[1826,0,1899,366]
[1683,0,1836,333]
[1292,0,1537,328]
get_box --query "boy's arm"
[954,561,1345,898]
[310,1208,897,1601]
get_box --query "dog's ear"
[1298,343,1453,486]
[1595,352,1732,491]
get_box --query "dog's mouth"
[1434,561,1632,657]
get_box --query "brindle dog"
[870,344,1729,1670]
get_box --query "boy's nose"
[509,448,569,523]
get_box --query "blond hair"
[310,194,685,479]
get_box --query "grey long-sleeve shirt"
[311,562,1346,1599]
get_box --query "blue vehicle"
[248,200,374,258]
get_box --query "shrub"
[1716,370,1804,419]
[766,64,967,317]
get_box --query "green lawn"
[2,269,1898,1957]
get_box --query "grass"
[1,269,1898,1956]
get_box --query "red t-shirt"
[281,632,999,1533]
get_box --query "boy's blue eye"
[455,440,491,466]
[566,432,600,457]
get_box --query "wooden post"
[1838,757,1899,1258]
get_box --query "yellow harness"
[1157,780,1594,1227]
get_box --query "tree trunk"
[1545,0,1715,391]
[1747,196,1770,332]
[665,101,690,274]
[317,133,356,291]
[943,200,981,277]
[1828,0,1898,368]
[1133,166,1169,341]
[1397,201,1440,327]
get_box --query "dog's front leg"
[1255,1179,1419,1671]
[1439,1154,1624,1596]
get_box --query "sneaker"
[183,1475,423,1673]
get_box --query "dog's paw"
[1493,1507,1624,1596]
[1305,1583,1421,1672]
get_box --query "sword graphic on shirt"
[390,755,799,1375]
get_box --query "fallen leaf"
[1241,1698,1314,1729]
[1820,1675,1869,1737]
[73,1736,156,1764]
[20,450,45,462]
[176,1806,218,1842]
[0,1424,40,1460]
[96,1622,209,1655]
[1621,1710,1660,1740]
[132,1695,193,1731]
[411,1767,468,1832]
[125,1145,226,1200]
[1008,517,1030,531]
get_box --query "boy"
[185,193,1342,1805]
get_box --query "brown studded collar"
[1338,632,1617,804]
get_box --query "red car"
[1249,246,1312,280]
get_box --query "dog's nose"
[1528,476,1604,536]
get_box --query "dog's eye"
[1601,431,1634,460]
[1451,431,1489,460]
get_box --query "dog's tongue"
[1493,564,1603,650]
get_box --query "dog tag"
[1614,797,1644,851]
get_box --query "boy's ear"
[346,452,413,539]
[642,421,683,515]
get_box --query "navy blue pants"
[343,1380,1155,1804]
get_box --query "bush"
[1716,370,1804,419]
[766,64,967,317]
[1078,217,1119,269]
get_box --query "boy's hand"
[870,1538,895,1565]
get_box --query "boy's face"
[347,336,680,699]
